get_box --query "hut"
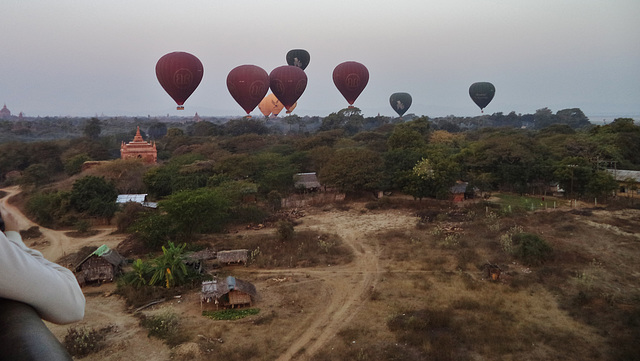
[216,249,249,266]
[450,181,478,202]
[74,245,126,286]
[201,276,257,309]
[294,172,321,192]
[184,248,217,273]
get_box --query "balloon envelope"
[269,65,307,111]
[469,82,495,111]
[155,52,204,110]
[286,49,310,70]
[282,102,296,115]
[389,92,412,116]
[227,65,270,115]
[333,61,369,107]
[258,93,285,117]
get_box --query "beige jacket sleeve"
[0,231,85,324]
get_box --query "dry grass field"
[10,192,639,361]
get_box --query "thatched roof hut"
[294,172,321,191]
[74,245,126,286]
[217,249,249,265]
[201,276,257,309]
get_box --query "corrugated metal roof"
[93,244,110,256]
[117,194,147,204]
[607,169,640,182]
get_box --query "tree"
[555,108,590,129]
[404,156,459,200]
[319,107,365,135]
[64,154,92,176]
[223,118,269,136]
[147,122,168,140]
[20,163,50,188]
[283,114,301,133]
[26,191,71,227]
[159,188,231,239]
[70,176,118,219]
[533,108,555,129]
[553,157,592,198]
[386,117,430,151]
[586,170,618,200]
[130,212,175,247]
[83,118,101,140]
[319,148,383,195]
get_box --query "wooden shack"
[75,245,126,286]
[201,276,257,310]
[184,248,217,273]
[216,249,249,266]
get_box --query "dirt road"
[0,186,120,261]
[272,208,415,361]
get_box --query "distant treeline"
[0,108,638,218]
[0,107,591,144]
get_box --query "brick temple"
[120,126,157,164]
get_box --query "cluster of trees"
[1,109,638,239]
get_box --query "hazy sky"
[1,0,639,119]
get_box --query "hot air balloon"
[258,93,285,117]
[269,65,307,113]
[155,52,204,110]
[469,82,495,112]
[389,92,412,117]
[227,65,270,116]
[333,61,369,107]
[286,49,310,70]
[280,102,296,116]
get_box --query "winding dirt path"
[0,186,119,261]
[272,208,416,361]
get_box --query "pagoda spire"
[133,126,144,142]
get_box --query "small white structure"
[116,194,158,208]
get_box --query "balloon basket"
[176,105,184,110]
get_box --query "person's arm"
[0,214,85,324]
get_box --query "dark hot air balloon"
[269,65,307,113]
[227,65,270,116]
[469,82,495,112]
[389,92,412,117]
[286,49,311,70]
[333,61,369,107]
[155,52,204,110]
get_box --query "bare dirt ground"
[1,187,417,361]
[4,185,640,360]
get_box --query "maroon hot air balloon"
[269,65,307,113]
[227,65,270,116]
[332,61,369,107]
[155,52,204,110]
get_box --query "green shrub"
[512,232,553,266]
[75,219,91,233]
[231,204,269,224]
[115,202,145,233]
[276,220,295,242]
[25,191,70,228]
[63,325,115,358]
[139,310,189,347]
[202,308,260,320]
